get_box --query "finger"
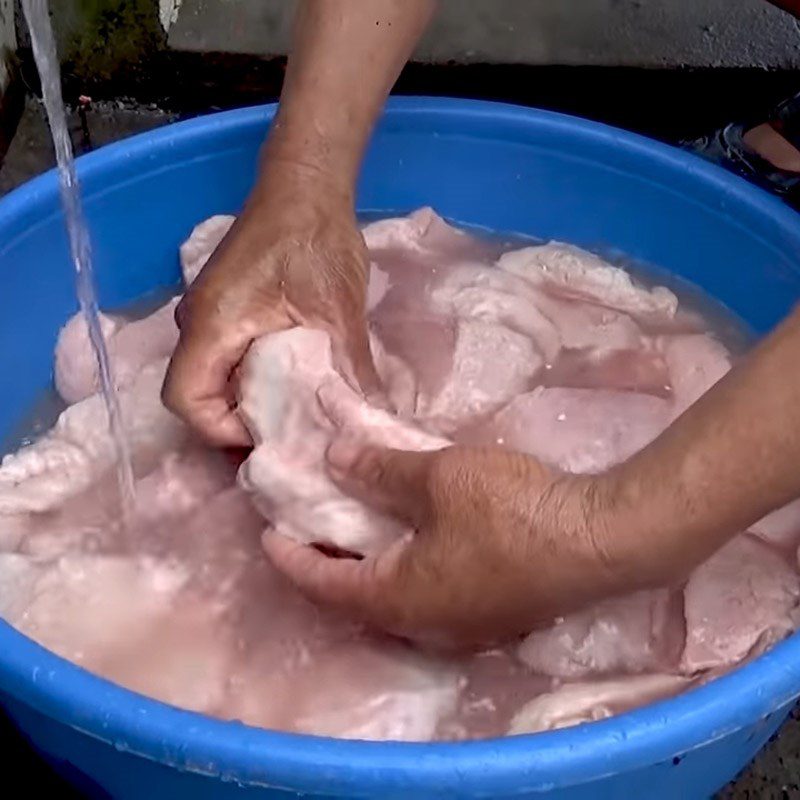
[329,319,386,405]
[162,326,253,447]
[326,440,434,525]
[316,378,365,429]
[262,528,410,625]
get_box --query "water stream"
[20,0,136,515]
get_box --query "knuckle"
[357,448,388,487]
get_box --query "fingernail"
[327,437,361,472]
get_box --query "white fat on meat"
[429,264,561,364]
[497,243,678,320]
[54,299,179,404]
[54,310,119,404]
[464,387,669,474]
[0,359,185,514]
[508,673,691,734]
[179,214,235,286]
[681,535,800,673]
[518,589,685,679]
[237,327,447,557]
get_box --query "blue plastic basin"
[1,98,799,799]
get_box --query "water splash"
[21,0,136,515]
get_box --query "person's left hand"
[263,441,631,648]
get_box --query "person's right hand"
[263,441,637,648]
[162,165,382,446]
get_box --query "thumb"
[326,439,434,525]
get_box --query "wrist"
[595,459,699,590]
[246,150,356,222]
[562,472,646,590]
[259,112,359,202]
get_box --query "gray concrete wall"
[0,0,14,92]
[165,0,800,68]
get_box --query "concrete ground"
[1,98,800,800]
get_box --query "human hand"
[263,441,629,648]
[162,165,381,446]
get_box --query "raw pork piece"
[237,327,447,557]
[428,263,561,364]
[0,552,232,714]
[659,333,731,418]
[461,387,669,474]
[497,242,678,321]
[681,535,800,673]
[751,497,800,551]
[5,446,234,563]
[130,447,237,525]
[54,299,180,404]
[287,642,460,741]
[518,589,685,679]
[362,206,498,266]
[541,346,671,397]
[225,633,460,741]
[179,214,235,286]
[0,515,27,552]
[0,359,186,514]
[530,292,643,354]
[438,648,552,740]
[216,524,461,742]
[508,673,691,734]
[416,319,542,435]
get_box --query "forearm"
[259,0,436,200]
[606,306,800,585]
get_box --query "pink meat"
[508,673,692,734]
[54,300,180,404]
[226,636,460,741]
[0,359,186,514]
[416,318,542,435]
[497,242,679,321]
[659,333,731,417]
[0,552,234,714]
[542,346,672,397]
[461,387,669,473]
[681,534,800,673]
[518,589,685,678]
[438,649,551,740]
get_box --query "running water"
[20,0,136,514]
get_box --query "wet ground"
[1,88,800,799]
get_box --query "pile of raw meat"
[1,207,799,741]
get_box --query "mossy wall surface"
[53,0,163,80]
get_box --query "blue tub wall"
[1,690,792,799]
[2,98,800,798]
